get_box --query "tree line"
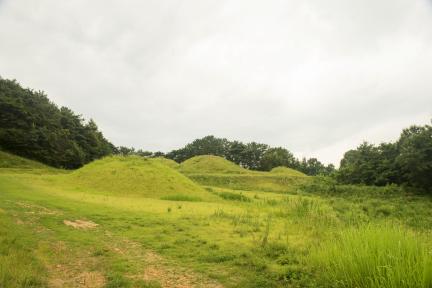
[0,78,115,168]
[337,122,432,192]
[161,135,335,176]
[1,77,430,192]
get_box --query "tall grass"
[217,191,251,202]
[311,225,432,288]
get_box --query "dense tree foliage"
[166,135,334,175]
[337,122,432,192]
[299,157,335,176]
[259,147,296,171]
[0,78,115,168]
[165,136,229,163]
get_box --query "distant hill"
[67,155,216,201]
[178,155,250,174]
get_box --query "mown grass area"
[0,153,431,287]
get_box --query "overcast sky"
[1,0,431,165]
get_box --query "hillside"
[67,155,216,201]
[0,150,49,169]
[190,174,310,194]
[152,157,180,169]
[270,166,307,177]
[0,150,61,174]
[178,155,250,174]
[177,155,310,193]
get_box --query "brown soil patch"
[141,265,223,288]
[16,201,59,215]
[109,239,223,288]
[49,268,105,288]
[47,242,105,288]
[64,220,99,230]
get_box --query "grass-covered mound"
[152,157,180,169]
[0,151,60,174]
[0,151,50,169]
[190,174,310,194]
[68,156,216,201]
[178,156,310,193]
[178,155,249,174]
[270,166,306,177]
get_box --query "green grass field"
[0,152,431,287]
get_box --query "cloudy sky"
[1,0,431,165]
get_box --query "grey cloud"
[1,0,431,164]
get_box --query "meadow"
[0,151,431,288]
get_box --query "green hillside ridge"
[189,174,310,194]
[0,150,61,174]
[178,155,251,174]
[152,157,180,169]
[270,166,307,177]
[66,155,216,201]
[177,155,311,193]
[0,150,49,169]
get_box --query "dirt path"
[110,238,224,288]
[10,200,224,288]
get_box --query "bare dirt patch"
[64,220,99,230]
[141,265,223,288]
[108,238,223,288]
[16,201,59,215]
[47,241,106,288]
[48,267,105,288]
[133,248,222,288]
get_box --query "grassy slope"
[270,166,306,177]
[178,155,250,174]
[179,155,310,194]
[0,154,431,287]
[0,151,61,174]
[65,155,217,201]
[152,157,180,169]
